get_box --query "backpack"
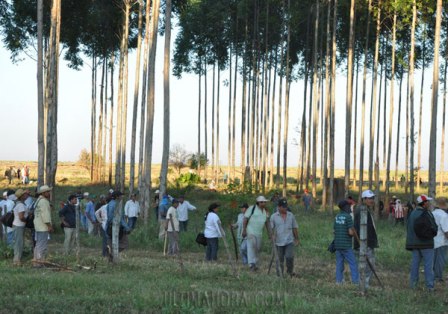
[414,210,438,240]
[0,211,14,228]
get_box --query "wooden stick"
[219,224,239,278]
[163,231,168,256]
[168,213,184,272]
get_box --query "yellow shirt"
[33,196,52,232]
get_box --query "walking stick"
[168,214,184,272]
[229,224,239,261]
[219,224,239,278]
[267,250,275,274]
[163,231,168,256]
[266,222,282,277]
[353,230,384,289]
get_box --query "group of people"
[4,165,30,185]
[0,185,143,265]
[333,189,448,292]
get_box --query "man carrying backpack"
[406,194,438,291]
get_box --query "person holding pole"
[242,195,270,272]
[270,199,299,277]
[165,199,180,256]
[354,190,378,291]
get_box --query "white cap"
[256,195,268,202]
[2,191,7,198]
[417,194,433,204]
[83,192,89,197]
[109,189,114,194]
[361,190,375,198]
[155,190,160,194]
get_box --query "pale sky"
[0,30,442,173]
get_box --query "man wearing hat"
[59,195,78,255]
[165,199,180,255]
[432,197,448,283]
[232,203,249,264]
[242,195,270,271]
[125,193,140,231]
[334,200,359,284]
[270,199,299,277]
[12,189,30,265]
[33,185,54,263]
[406,194,437,291]
[353,190,378,290]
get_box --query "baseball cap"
[417,194,432,204]
[278,199,288,207]
[361,190,375,198]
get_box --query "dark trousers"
[101,227,108,257]
[276,243,295,275]
[206,237,219,261]
[179,220,188,232]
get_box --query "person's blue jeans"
[127,217,137,230]
[206,237,219,261]
[240,239,248,265]
[410,248,434,289]
[7,231,14,247]
[433,246,447,281]
[336,249,359,284]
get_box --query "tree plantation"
[1,0,448,220]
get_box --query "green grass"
[1,169,448,313]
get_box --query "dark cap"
[338,200,351,213]
[172,198,179,204]
[111,191,124,198]
[208,202,220,211]
[278,199,288,208]
[240,203,249,209]
[68,194,77,201]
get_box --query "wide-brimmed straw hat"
[38,185,53,194]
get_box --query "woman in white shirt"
[204,203,224,261]
[12,189,30,265]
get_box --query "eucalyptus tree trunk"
[142,0,160,223]
[138,0,151,192]
[428,0,442,198]
[109,54,115,186]
[216,69,221,185]
[329,0,338,213]
[408,0,417,200]
[119,0,131,192]
[232,53,237,180]
[352,59,359,190]
[394,72,404,190]
[228,50,232,182]
[385,8,397,206]
[90,56,97,182]
[358,0,372,199]
[382,38,388,188]
[345,0,355,196]
[322,0,332,211]
[270,51,278,189]
[103,61,108,182]
[311,0,320,199]
[282,0,291,198]
[241,56,247,182]
[276,50,284,189]
[159,0,172,196]
[417,25,427,193]
[44,0,61,190]
[112,199,123,263]
[204,62,208,182]
[129,0,143,195]
[37,0,45,186]
[97,59,105,182]
[369,0,381,190]
[211,64,216,183]
[197,63,202,177]
[440,57,447,195]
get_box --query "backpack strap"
[246,205,257,224]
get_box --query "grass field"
[0,162,447,313]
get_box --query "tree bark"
[37,0,45,186]
[428,0,442,198]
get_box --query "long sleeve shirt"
[177,201,196,222]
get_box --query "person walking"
[242,195,269,271]
[33,185,54,264]
[394,199,405,226]
[270,199,299,277]
[334,200,359,285]
[177,195,196,232]
[124,193,140,230]
[302,189,313,212]
[59,194,78,255]
[232,203,248,265]
[353,190,378,290]
[12,189,30,265]
[204,203,223,261]
[165,199,180,255]
[431,198,448,283]
[406,194,437,291]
